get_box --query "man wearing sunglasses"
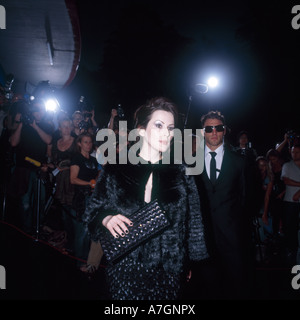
[192,110,253,300]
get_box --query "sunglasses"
[204,125,225,133]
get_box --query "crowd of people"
[234,130,300,266]
[0,96,105,272]
[0,92,299,300]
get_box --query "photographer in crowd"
[234,130,257,163]
[107,105,125,131]
[71,111,84,138]
[81,108,99,135]
[7,99,53,233]
[77,96,99,136]
[276,130,300,162]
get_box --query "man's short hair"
[201,110,225,128]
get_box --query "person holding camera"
[107,105,125,131]
[82,108,99,135]
[276,132,296,163]
[71,111,84,138]
[8,99,53,233]
[234,130,257,163]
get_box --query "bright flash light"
[45,98,59,112]
[208,77,219,88]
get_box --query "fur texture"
[83,162,208,274]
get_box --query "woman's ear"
[138,128,146,137]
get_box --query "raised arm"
[9,113,22,147]
[30,120,52,145]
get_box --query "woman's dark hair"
[133,97,178,129]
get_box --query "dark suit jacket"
[193,145,255,298]
[196,145,251,269]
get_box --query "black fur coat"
[83,161,208,274]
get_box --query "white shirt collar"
[205,143,224,157]
[205,143,225,178]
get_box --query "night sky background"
[59,0,300,155]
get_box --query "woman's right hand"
[102,214,133,238]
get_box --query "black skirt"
[105,256,181,300]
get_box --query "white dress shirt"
[204,144,224,180]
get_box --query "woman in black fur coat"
[83,97,208,300]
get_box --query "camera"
[83,112,92,119]
[78,95,94,120]
[287,130,296,140]
[20,102,40,125]
[80,110,93,131]
[117,104,125,119]
[286,129,300,147]
[21,110,35,125]
[79,119,91,131]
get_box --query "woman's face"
[269,155,279,167]
[140,110,175,154]
[72,114,83,128]
[78,136,93,153]
[59,120,72,136]
[258,159,267,173]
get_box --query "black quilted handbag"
[99,199,170,264]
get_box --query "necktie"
[210,151,217,184]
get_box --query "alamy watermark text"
[0,265,6,289]
[0,5,6,29]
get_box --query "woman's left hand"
[102,214,133,238]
